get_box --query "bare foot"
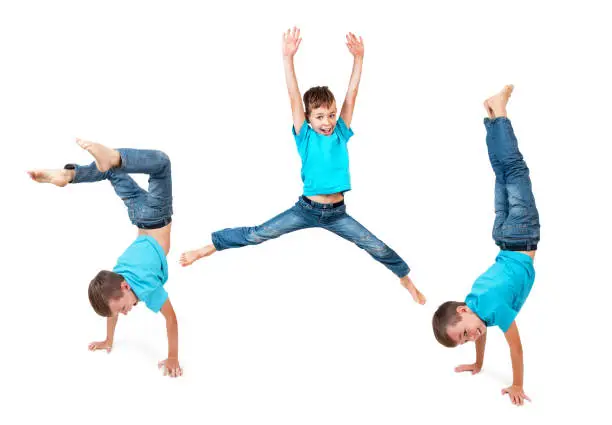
[180,244,217,267]
[484,100,495,119]
[27,169,74,187]
[484,84,514,118]
[400,276,426,305]
[76,138,121,172]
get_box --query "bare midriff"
[138,222,172,255]
[520,250,536,260]
[306,192,344,204]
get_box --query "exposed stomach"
[138,222,172,255]
[520,250,536,260]
[305,192,344,204]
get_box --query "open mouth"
[321,127,333,135]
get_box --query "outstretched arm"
[340,32,364,128]
[503,321,531,405]
[282,27,305,134]
[159,298,182,377]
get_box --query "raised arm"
[340,32,364,128]
[503,321,531,405]
[159,298,182,377]
[282,27,305,134]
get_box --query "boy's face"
[308,102,337,136]
[446,306,487,345]
[108,281,139,316]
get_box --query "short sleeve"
[335,117,354,142]
[495,303,518,333]
[292,120,311,147]
[145,285,169,313]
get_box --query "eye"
[330,114,336,118]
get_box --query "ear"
[120,280,130,291]
[456,305,470,314]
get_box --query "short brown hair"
[88,270,124,317]
[432,301,466,348]
[303,86,336,120]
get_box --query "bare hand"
[454,363,482,375]
[346,32,364,58]
[502,385,531,406]
[158,358,183,378]
[88,340,113,353]
[282,27,302,57]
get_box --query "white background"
[1,0,610,423]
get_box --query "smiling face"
[107,282,139,316]
[445,306,487,345]
[308,101,337,136]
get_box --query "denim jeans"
[212,196,410,278]
[69,148,173,229]
[485,117,540,250]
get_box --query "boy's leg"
[28,156,146,201]
[484,86,540,250]
[484,103,510,243]
[321,209,425,304]
[180,200,316,266]
[212,203,314,250]
[75,140,173,228]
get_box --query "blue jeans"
[70,148,173,229]
[212,196,410,278]
[485,117,540,250]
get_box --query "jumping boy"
[179,27,425,305]
[28,140,182,377]
[432,85,540,405]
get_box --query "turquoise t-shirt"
[465,251,536,332]
[113,235,169,313]
[292,117,354,196]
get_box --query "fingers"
[501,388,530,406]
[454,365,471,373]
[346,32,363,46]
[158,360,183,378]
[89,342,111,352]
[284,27,301,41]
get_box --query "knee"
[503,157,529,181]
[155,151,171,169]
[245,226,278,244]
[364,239,392,257]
